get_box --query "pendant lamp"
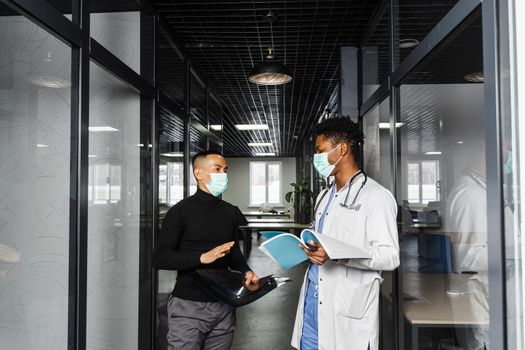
[249,48,292,85]
[248,12,292,86]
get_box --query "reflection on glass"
[407,160,440,204]
[501,7,522,347]
[189,164,198,195]
[88,162,123,204]
[87,62,140,350]
[397,13,488,349]
[395,0,460,67]
[0,14,71,349]
[158,107,185,219]
[167,163,184,204]
[159,156,184,204]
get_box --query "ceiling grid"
[153,0,378,156]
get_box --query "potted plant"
[285,177,314,224]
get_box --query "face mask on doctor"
[202,170,228,196]
[313,144,343,178]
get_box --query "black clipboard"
[188,269,291,307]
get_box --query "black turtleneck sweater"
[154,187,251,301]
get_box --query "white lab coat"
[291,174,399,350]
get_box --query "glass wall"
[157,26,186,107]
[394,0,460,66]
[159,107,185,210]
[90,1,141,74]
[0,10,72,349]
[362,98,395,349]
[396,11,487,349]
[361,4,390,102]
[156,105,186,350]
[188,124,207,195]
[87,62,141,350]
[0,1,221,349]
[46,0,73,19]
[501,0,525,348]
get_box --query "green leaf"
[285,192,293,203]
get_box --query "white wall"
[222,157,297,211]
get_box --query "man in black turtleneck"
[155,150,259,350]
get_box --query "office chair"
[418,234,452,274]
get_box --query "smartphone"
[305,242,318,252]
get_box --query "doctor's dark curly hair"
[315,116,364,161]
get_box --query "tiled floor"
[231,238,307,350]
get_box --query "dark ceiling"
[6,0,478,158]
[152,0,381,157]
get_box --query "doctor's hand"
[300,241,329,265]
[243,271,260,291]
[200,241,234,264]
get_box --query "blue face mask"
[203,171,228,196]
[313,144,342,178]
[504,151,512,176]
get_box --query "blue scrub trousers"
[300,280,318,350]
[300,280,371,350]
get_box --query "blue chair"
[259,231,288,240]
[418,234,452,274]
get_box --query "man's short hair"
[315,116,364,161]
[192,150,224,168]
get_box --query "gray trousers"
[167,296,236,350]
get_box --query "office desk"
[242,211,291,218]
[403,273,488,349]
[246,218,294,224]
[239,222,311,258]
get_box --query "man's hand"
[200,241,235,264]
[299,241,329,265]
[243,271,260,291]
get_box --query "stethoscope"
[340,170,368,210]
[313,170,368,214]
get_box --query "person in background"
[155,150,259,350]
[291,117,399,350]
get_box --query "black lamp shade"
[249,57,292,85]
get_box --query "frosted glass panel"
[87,62,140,350]
[0,15,71,349]
[90,12,140,73]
